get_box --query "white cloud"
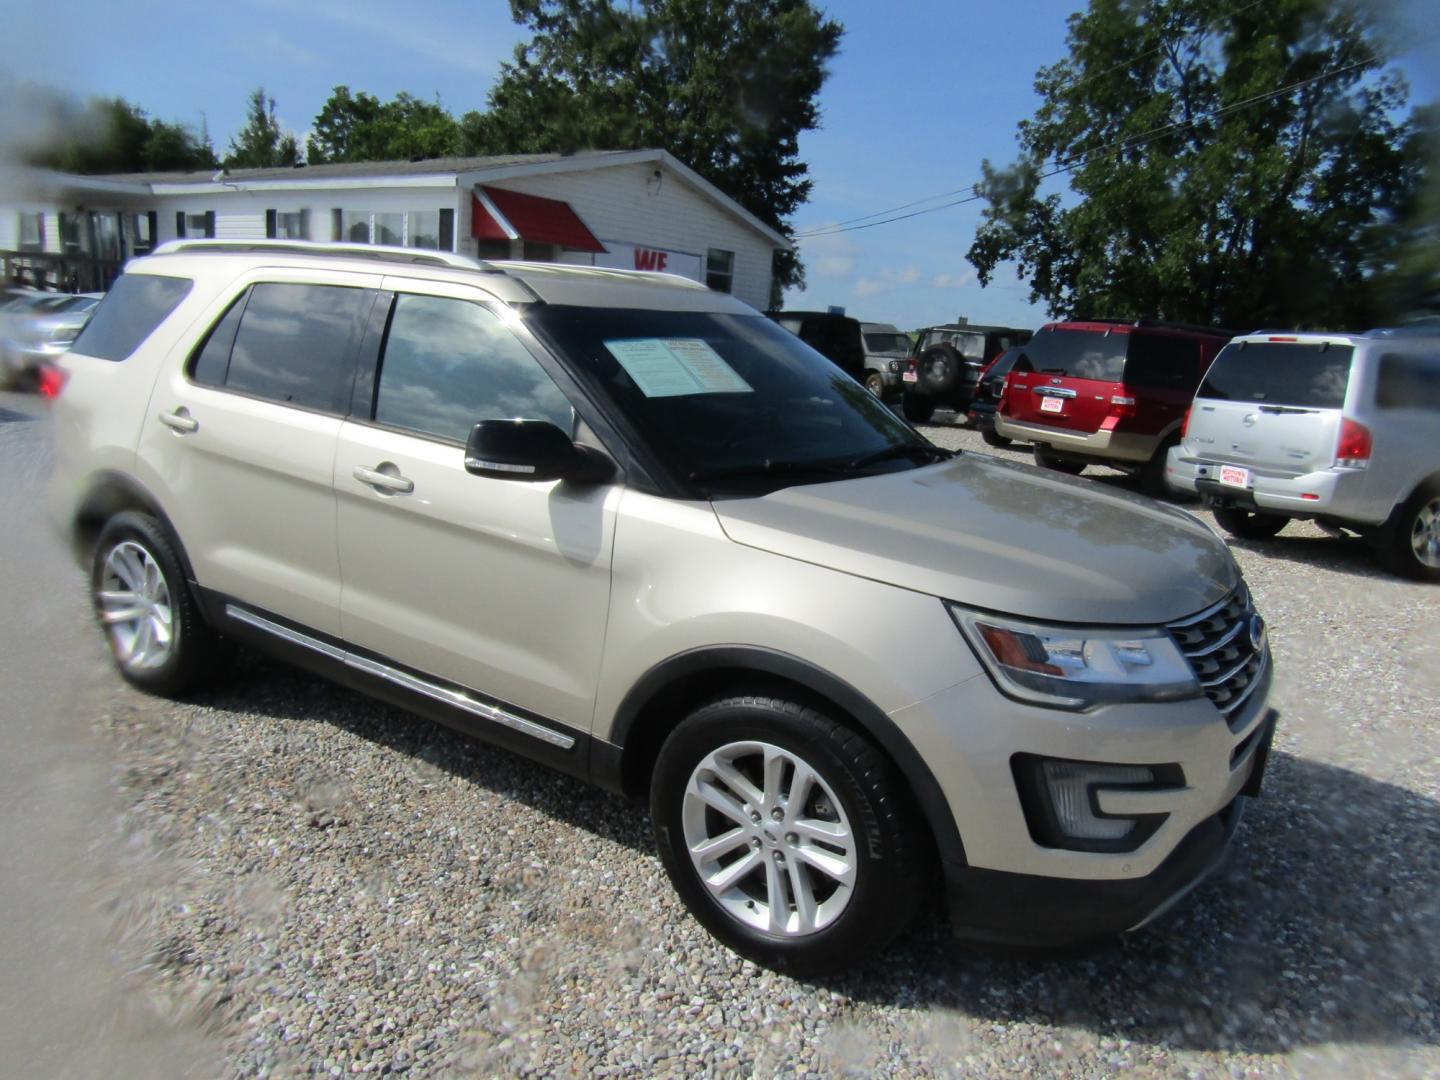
[932,271,976,290]
[853,264,922,298]
[798,228,863,280]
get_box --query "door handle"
[352,464,414,494]
[158,408,198,434]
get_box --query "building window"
[176,211,214,239]
[18,212,43,252]
[706,248,734,293]
[267,209,310,240]
[130,212,156,256]
[407,210,440,250]
[59,212,87,255]
[93,213,122,261]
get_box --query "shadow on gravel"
[835,749,1440,1055]
[194,651,654,858]
[1225,532,1394,581]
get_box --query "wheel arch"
[599,645,967,873]
[70,472,200,589]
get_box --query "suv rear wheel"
[650,694,922,976]
[1378,482,1440,582]
[91,511,228,697]
[1213,507,1288,541]
[864,371,885,397]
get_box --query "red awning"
[471,186,606,253]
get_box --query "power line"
[794,53,1378,240]
[801,0,1273,235]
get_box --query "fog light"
[1041,761,1154,841]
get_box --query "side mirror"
[464,419,613,483]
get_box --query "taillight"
[1109,395,1136,417]
[1335,418,1371,469]
[906,355,917,373]
[37,364,68,400]
[1180,407,1191,438]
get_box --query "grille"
[1168,586,1267,728]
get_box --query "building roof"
[94,152,617,186]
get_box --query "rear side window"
[222,283,372,414]
[1376,352,1440,411]
[69,274,192,362]
[1197,342,1354,408]
[1124,335,1200,389]
[373,294,573,442]
[1014,329,1127,381]
[189,295,248,387]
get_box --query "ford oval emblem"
[1248,613,1267,652]
[1242,413,1257,427]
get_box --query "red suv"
[994,319,1232,494]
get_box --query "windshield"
[526,306,938,494]
[1197,342,1354,408]
[864,331,911,355]
[1012,328,1127,381]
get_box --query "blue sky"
[5,0,1436,331]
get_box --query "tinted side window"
[189,293,248,387]
[1124,334,1200,389]
[374,294,573,442]
[70,274,192,362]
[1376,352,1440,411]
[226,283,371,413]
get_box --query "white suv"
[49,240,1277,974]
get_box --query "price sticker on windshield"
[604,338,753,398]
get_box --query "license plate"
[1040,396,1064,414]
[902,370,917,383]
[1219,465,1252,489]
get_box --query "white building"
[0,149,790,309]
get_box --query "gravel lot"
[4,399,1438,1077]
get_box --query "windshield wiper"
[845,443,954,470]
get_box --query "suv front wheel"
[650,694,923,976]
[91,511,228,697]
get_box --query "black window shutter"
[204,211,216,238]
[299,208,311,240]
[332,208,343,241]
[438,208,455,252]
[146,211,158,252]
[176,211,187,238]
[265,209,277,239]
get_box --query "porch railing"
[2,251,125,293]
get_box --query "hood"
[713,453,1237,624]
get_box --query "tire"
[917,344,964,397]
[1377,482,1440,582]
[864,371,885,398]
[650,694,924,976]
[1212,506,1288,540]
[901,392,936,423]
[981,427,1011,448]
[1034,448,1086,475]
[91,511,229,697]
[1138,436,1179,499]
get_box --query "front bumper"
[1166,449,1380,524]
[889,648,1274,944]
[994,415,1160,464]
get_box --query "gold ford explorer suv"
[48,241,1277,975]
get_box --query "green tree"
[967,0,1427,330]
[31,96,217,173]
[307,87,462,163]
[225,87,300,169]
[468,0,844,305]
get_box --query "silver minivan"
[1166,329,1440,580]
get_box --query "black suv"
[765,310,866,384]
[901,323,1031,423]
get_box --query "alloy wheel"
[97,540,175,671]
[1412,496,1440,569]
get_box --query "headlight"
[947,604,1201,710]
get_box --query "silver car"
[1167,328,1440,580]
[49,240,1277,974]
[859,321,911,398]
[0,292,103,389]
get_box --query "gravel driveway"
[5,401,1437,1077]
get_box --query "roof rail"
[150,239,499,273]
